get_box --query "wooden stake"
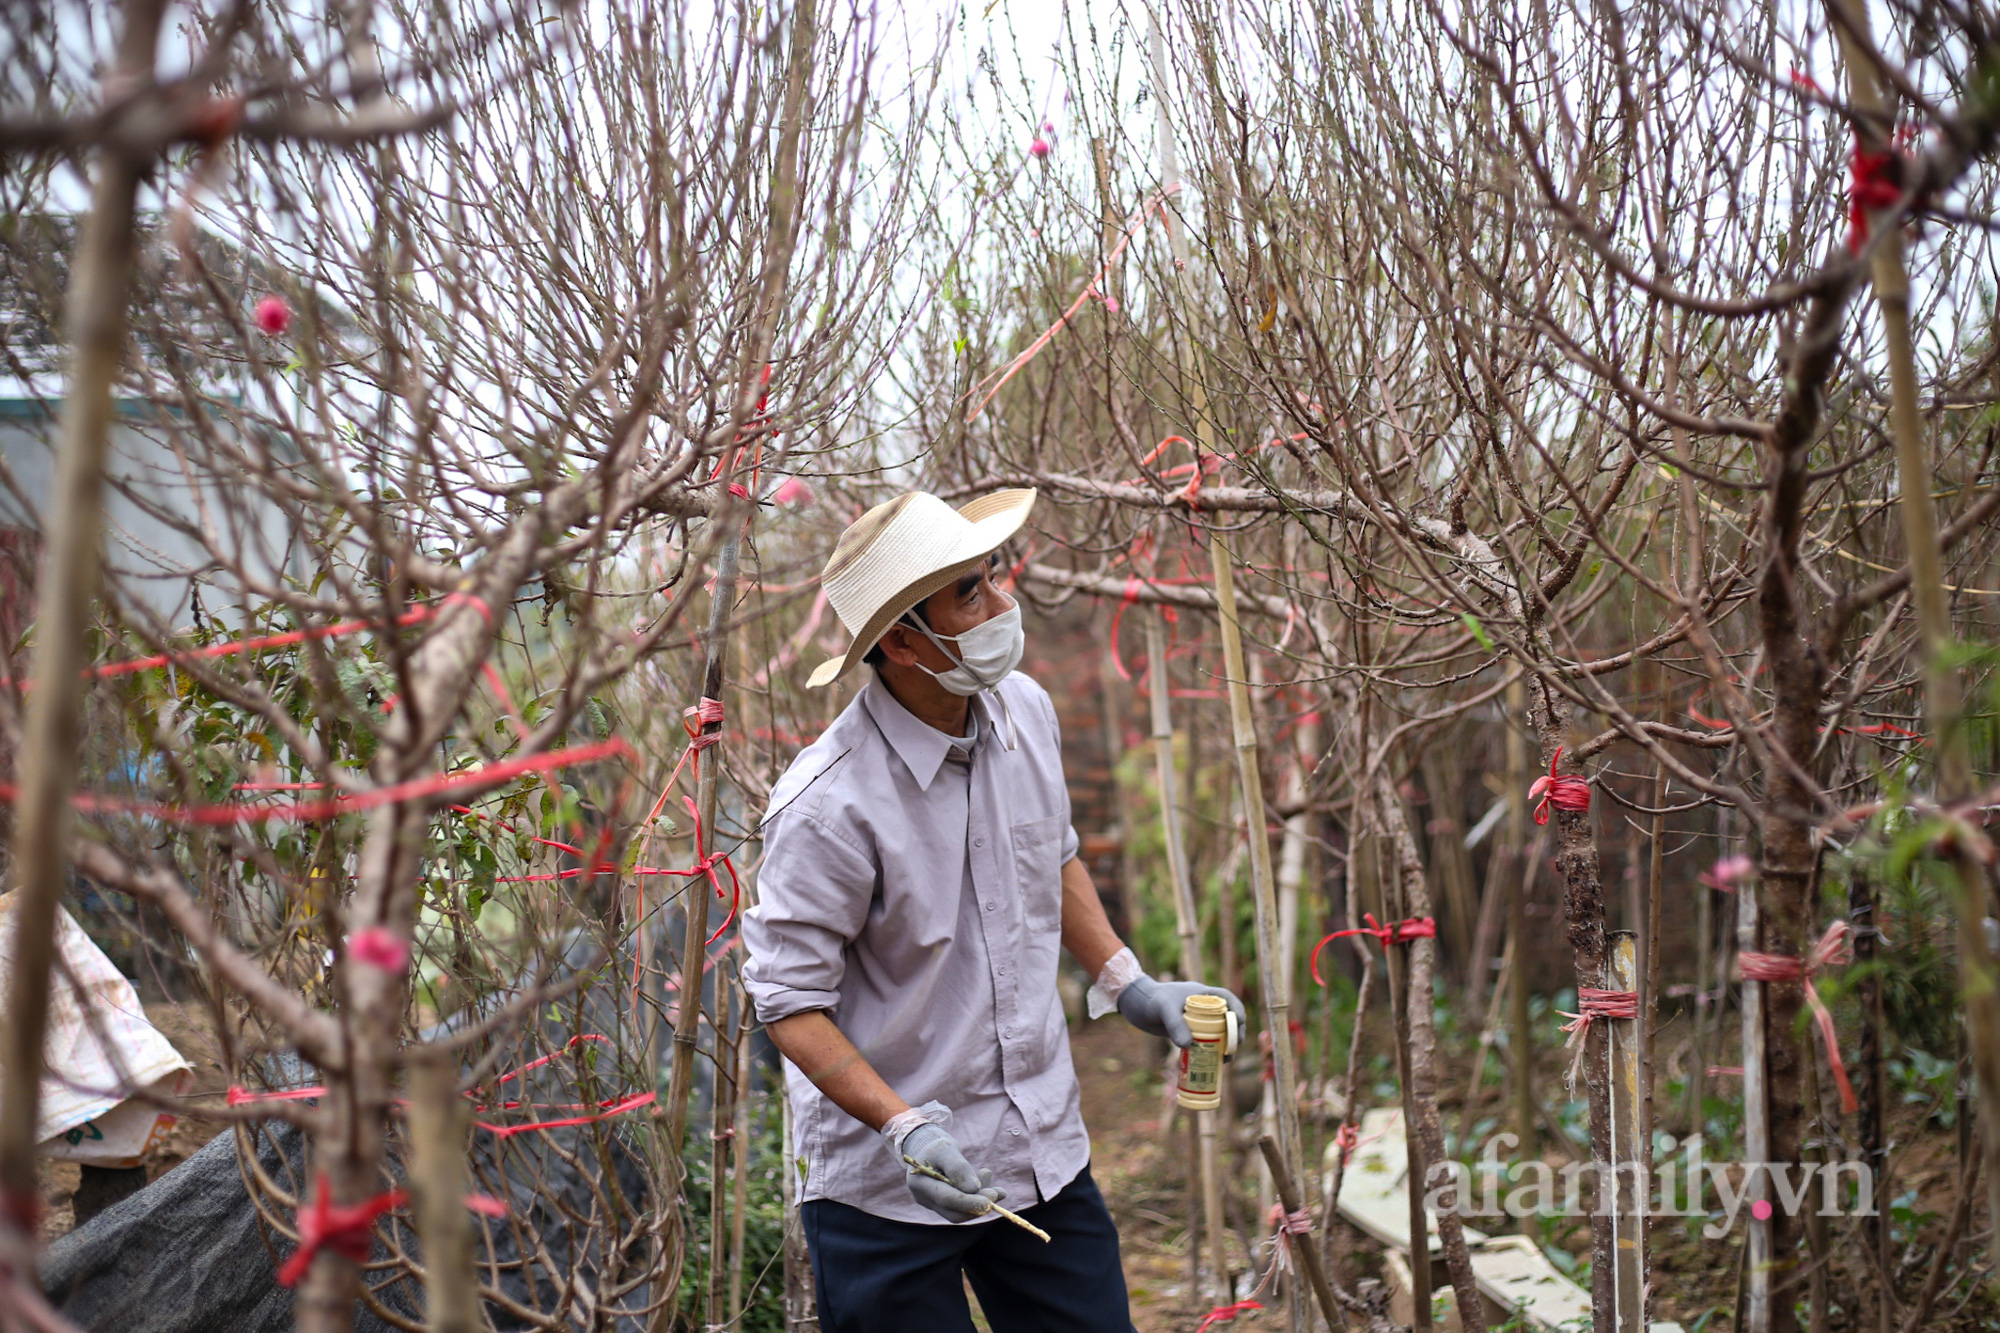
[1849,870,1893,1333]
[1505,677,1536,1157]
[1830,0,2000,1264]
[664,524,741,1156]
[1149,610,1232,1299]
[1606,932,1647,1330]
[1147,16,1306,1319]
[1739,880,1773,1332]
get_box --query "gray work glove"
[1117,974,1248,1050]
[899,1122,1005,1223]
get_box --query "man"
[742,488,1245,1333]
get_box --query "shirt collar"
[861,674,990,792]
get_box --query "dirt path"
[1071,1014,1287,1333]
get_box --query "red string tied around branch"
[1333,1121,1360,1166]
[1557,987,1639,1093]
[1192,1203,1311,1329]
[683,696,726,750]
[1266,1203,1313,1274]
[1848,134,1907,256]
[1529,746,1591,825]
[1308,914,1436,986]
[277,1175,408,1286]
[1739,922,1858,1114]
[275,1176,509,1286]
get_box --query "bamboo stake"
[0,0,164,1273]
[664,525,741,1158]
[1353,802,1430,1333]
[1849,870,1894,1333]
[1738,878,1773,1332]
[1149,611,1232,1300]
[1505,678,1536,1157]
[727,948,755,1326]
[780,1085,815,1330]
[1831,0,2000,1264]
[1147,20,1306,1321]
[1206,516,1306,1178]
[706,973,738,1325]
[1641,763,1665,1271]
[1606,933,1646,1330]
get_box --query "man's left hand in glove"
[1086,946,1246,1049]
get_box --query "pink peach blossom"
[348,926,409,973]
[1700,854,1755,891]
[254,295,291,336]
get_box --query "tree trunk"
[0,0,166,1278]
[1526,681,1616,1333]
[1374,775,1488,1332]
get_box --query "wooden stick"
[1606,932,1647,1329]
[901,1158,1052,1242]
[1147,608,1231,1298]
[0,0,163,1255]
[1832,0,2000,1269]
[1738,876,1773,1333]
[1259,1134,1364,1332]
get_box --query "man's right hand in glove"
[896,1121,1004,1223]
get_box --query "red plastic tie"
[277,1174,406,1286]
[1108,576,1144,683]
[1195,1301,1265,1332]
[275,1178,510,1285]
[476,1090,657,1140]
[6,606,434,690]
[1529,745,1591,825]
[0,737,630,827]
[1309,914,1436,985]
[1740,923,1858,1113]
[1848,136,1904,255]
[440,591,494,627]
[683,697,726,750]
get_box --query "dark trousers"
[801,1163,1133,1333]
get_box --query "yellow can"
[1176,994,1231,1111]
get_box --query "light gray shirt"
[743,672,1088,1224]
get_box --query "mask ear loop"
[901,608,1020,751]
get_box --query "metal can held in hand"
[1176,994,1235,1111]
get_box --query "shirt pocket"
[1010,811,1068,929]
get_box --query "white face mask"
[907,603,1024,697]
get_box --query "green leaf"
[1461,614,1494,652]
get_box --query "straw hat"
[806,488,1037,688]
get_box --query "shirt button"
[1010,1129,1022,1138]
[984,900,996,911]
[1004,1027,1014,1038]
[973,837,984,848]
